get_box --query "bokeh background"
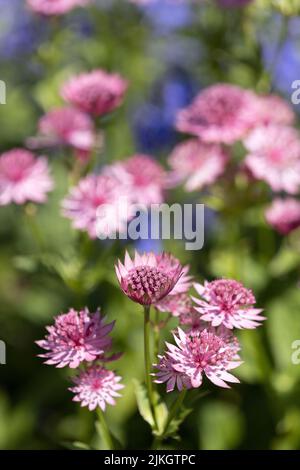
[1,0,300,450]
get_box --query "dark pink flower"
[62,172,133,239]
[193,279,265,329]
[27,0,90,16]
[36,107,95,160]
[61,69,128,117]
[36,308,114,368]
[115,251,183,306]
[70,365,124,411]
[176,84,258,144]
[154,326,241,391]
[244,125,300,194]
[0,149,53,206]
[265,198,300,235]
[168,139,228,191]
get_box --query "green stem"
[144,306,157,430]
[96,408,114,450]
[154,308,160,358]
[152,389,187,449]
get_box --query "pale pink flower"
[179,304,203,330]
[121,154,167,205]
[70,365,124,411]
[115,251,183,306]
[244,125,300,194]
[176,84,258,144]
[27,0,90,16]
[154,326,241,391]
[0,149,53,206]
[36,107,95,160]
[155,253,192,295]
[255,95,295,126]
[168,139,228,191]
[193,279,265,329]
[62,172,132,239]
[36,308,115,368]
[156,293,193,318]
[265,198,300,235]
[61,69,128,117]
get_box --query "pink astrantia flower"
[70,365,124,411]
[36,308,114,368]
[61,69,128,117]
[156,293,193,318]
[35,107,95,160]
[27,0,90,16]
[265,198,300,235]
[244,125,300,194]
[193,279,265,329]
[154,326,241,391]
[168,139,228,191]
[62,172,133,239]
[255,95,295,126]
[121,154,167,205]
[155,253,192,296]
[176,84,258,144]
[0,149,53,206]
[115,251,183,305]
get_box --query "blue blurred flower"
[141,0,192,34]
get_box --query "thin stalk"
[154,308,160,358]
[96,408,114,450]
[144,305,157,430]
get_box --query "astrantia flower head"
[36,308,114,368]
[0,149,53,206]
[155,253,192,295]
[37,107,95,160]
[155,326,241,391]
[156,293,193,318]
[244,125,300,194]
[265,198,300,235]
[62,172,132,239]
[168,139,228,191]
[193,279,265,329]
[115,251,183,305]
[61,69,128,117]
[70,365,124,411]
[176,84,258,144]
[121,154,167,205]
[27,0,90,16]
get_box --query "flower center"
[127,266,170,302]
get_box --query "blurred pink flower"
[156,292,193,317]
[0,149,53,206]
[168,139,228,191]
[36,107,95,160]
[115,251,183,305]
[61,69,128,117]
[154,326,241,391]
[70,365,124,411]
[37,308,115,368]
[244,125,300,194]
[27,0,90,16]
[255,95,295,126]
[265,198,300,235]
[193,279,265,329]
[121,154,167,205]
[62,172,133,239]
[176,84,258,144]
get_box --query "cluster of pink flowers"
[27,0,91,16]
[62,154,167,238]
[37,307,123,411]
[116,250,265,393]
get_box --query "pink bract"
[193,279,265,329]
[69,365,124,411]
[61,69,128,116]
[0,148,53,206]
[27,0,90,16]
[36,308,115,368]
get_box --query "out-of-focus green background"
[1,0,300,450]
